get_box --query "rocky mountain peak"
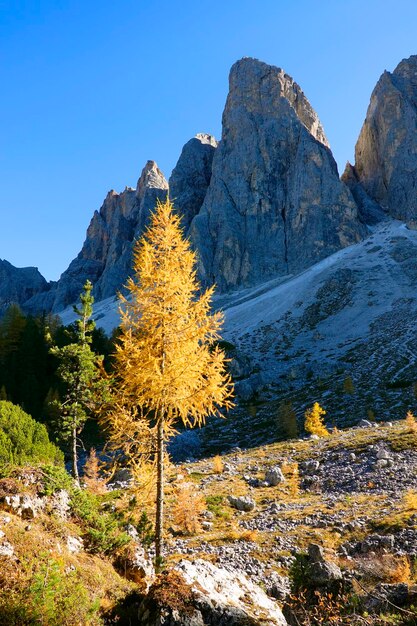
[228,57,329,147]
[169,133,218,231]
[349,54,417,225]
[393,54,417,82]
[0,260,50,315]
[24,161,168,313]
[194,132,218,147]
[190,58,365,291]
[136,160,168,200]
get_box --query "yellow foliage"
[101,198,234,564]
[356,553,411,584]
[287,462,300,497]
[172,482,205,535]
[403,489,417,511]
[103,198,234,445]
[304,402,329,437]
[389,555,411,583]
[212,455,224,474]
[83,447,107,495]
[223,526,259,542]
[405,410,417,433]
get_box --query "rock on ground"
[137,559,287,625]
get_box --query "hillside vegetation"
[1,418,417,624]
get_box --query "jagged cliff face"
[169,133,217,231]
[0,261,49,315]
[25,161,168,313]
[189,58,365,291]
[59,160,168,309]
[350,55,417,225]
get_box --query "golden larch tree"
[104,198,233,569]
[405,410,417,433]
[304,402,329,437]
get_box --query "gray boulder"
[364,583,417,613]
[351,55,417,225]
[137,559,287,625]
[115,542,155,586]
[66,535,83,554]
[0,540,14,558]
[265,573,291,601]
[265,466,286,486]
[190,57,365,292]
[228,495,256,512]
[307,544,343,586]
[169,133,217,231]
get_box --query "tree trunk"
[72,422,80,486]
[155,418,164,572]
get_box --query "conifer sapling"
[50,281,107,485]
[304,402,329,437]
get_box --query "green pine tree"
[50,281,107,485]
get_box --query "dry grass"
[222,527,260,542]
[163,420,417,576]
[282,461,300,497]
[355,553,411,585]
[0,509,133,624]
[403,488,417,511]
[146,570,195,615]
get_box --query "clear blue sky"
[1,0,417,281]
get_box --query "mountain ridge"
[2,55,371,315]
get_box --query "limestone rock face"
[26,161,168,313]
[169,133,217,231]
[190,57,365,291]
[341,163,387,225]
[352,55,417,224]
[137,559,287,625]
[0,260,49,315]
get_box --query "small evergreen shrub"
[136,511,154,547]
[70,488,130,555]
[40,464,75,496]
[0,401,63,472]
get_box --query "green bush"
[70,488,130,555]
[40,464,75,496]
[0,401,63,470]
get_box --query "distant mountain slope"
[0,260,50,315]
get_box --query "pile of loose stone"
[168,424,417,607]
